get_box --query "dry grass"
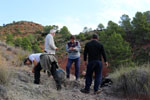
[0,54,11,85]
[110,63,150,99]
[13,47,30,67]
[0,41,30,67]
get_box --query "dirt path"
[6,67,123,100]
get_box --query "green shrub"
[6,34,14,46]
[110,63,150,99]
[21,37,32,51]
[32,43,41,53]
[14,37,22,47]
[77,33,86,41]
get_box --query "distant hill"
[0,21,44,36]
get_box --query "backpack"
[56,68,66,82]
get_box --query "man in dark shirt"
[81,34,108,94]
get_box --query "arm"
[101,45,108,66]
[66,43,70,52]
[29,55,38,73]
[49,35,57,50]
[33,60,38,67]
[84,44,88,66]
[32,60,38,73]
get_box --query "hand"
[72,48,75,50]
[32,68,34,73]
[84,61,87,66]
[56,48,58,50]
[105,62,109,67]
[82,71,86,76]
[69,47,73,50]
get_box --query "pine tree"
[99,32,132,68]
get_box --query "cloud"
[96,9,129,27]
[52,16,83,35]
[52,0,150,35]
[53,16,101,35]
[96,0,150,26]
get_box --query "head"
[70,35,76,43]
[92,34,99,40]
[24,58,32,65]
[49,29,57,36]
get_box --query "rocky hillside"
[0,41,124,100]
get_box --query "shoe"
[80,88,90,94]
[94,88,102,94]
[66,75,70,79]
[76,78,79,81]
[57,85,62,91]
[34,81,40,84]
[47,71,51,77]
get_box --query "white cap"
[50,29,56,34]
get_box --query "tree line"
[5,10,150,69]
[76,11,150,68]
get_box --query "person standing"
[44,29,58,54]
[80,34,108,94]
[66,35,81,80]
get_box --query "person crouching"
[24,53,62,90]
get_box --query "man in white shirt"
[24,53,62,90]
[44,29,58,54]
[24,53,42,84]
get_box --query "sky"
[0,0,150,35]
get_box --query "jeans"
[66,57,80,80]
[85,60,102,92]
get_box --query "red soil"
[57,55,110,78]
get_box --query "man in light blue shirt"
[66,35,81,80]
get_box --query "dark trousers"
[85,60,102,92]
[66,58,80,80]
[51,62,61,88]
[34,62,60,87]
[34,63,42,84]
